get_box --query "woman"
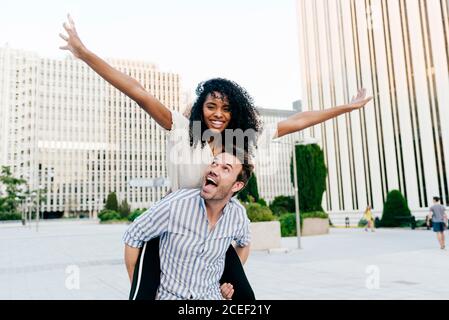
[363,206,375,232]
[59,14,373,300]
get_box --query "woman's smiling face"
[202,92,232,134]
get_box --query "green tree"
[238,173,260,203]
[118,199,131,219]
[105,192,119,212]
[269,195,295,216]
[380,190,412,227]
[291,144,327,213]
[0,166,26,213]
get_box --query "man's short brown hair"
[224,146,254,186]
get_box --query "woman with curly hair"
[60,15,372,300]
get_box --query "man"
[123,150,253,300]
[427,197,448,250]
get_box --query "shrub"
[118,199,131,219]
[257,198,268,207]
[358,218,368,228]
[279,213,297,237]
[98,210,121,222]
[291,144,328,213]
[128,209,146,222]
[105,192,119,212]
[269,196,295,216]
[374,217,382,228]
[278,211,329,237]
[244,203,276,222]
[415,219,428,228]
[300,211,329,223]
[380,190,411,227]
[0,212,22,221]
[238,174,260,203]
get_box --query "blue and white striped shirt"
[123,189,251,300]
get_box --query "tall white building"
[0,46,181,217]
[1,45,304,217]
[256,108,303,203]
[297,0,449,222]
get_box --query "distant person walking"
[427,197,447,250]
[363,206,375,232]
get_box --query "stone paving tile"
[1,222,448,300]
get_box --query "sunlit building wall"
[0,46,181,217]
[297,0,449,224]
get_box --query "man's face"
[200,153,245,201]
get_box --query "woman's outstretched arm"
[276,88,373,138]
[59,14,172,130]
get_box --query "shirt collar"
[199,195,235,216]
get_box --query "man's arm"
[124,245,141,283]
[234,244,251,265]
[444,208,448,226]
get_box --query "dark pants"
[129,237,255,300]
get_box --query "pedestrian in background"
[427,197,447,250]
[363,206,375,232]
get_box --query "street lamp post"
[291,144,302,249]
[273,140,302,249]
[36,185,42,232]
[274,137,320,250]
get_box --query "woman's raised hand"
[349,88,373,111]
[59,14,87,59]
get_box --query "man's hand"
[59,14,88,59]
[220,283,234,300]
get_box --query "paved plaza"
[0,220,448,300]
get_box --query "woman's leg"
[129,237,161,300]
[220,245,256,301]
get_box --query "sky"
[0,0,302,110]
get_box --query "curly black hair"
[188,78,263,154]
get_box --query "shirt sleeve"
[234,216,251,248]
[165,110,190,143]
[122,199,171,248]
[257,122,279,144]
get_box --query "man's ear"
[231,181,245,194]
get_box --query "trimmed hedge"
[0,212,22,221]
[279,213,297,237]
[278,211,329,237]
[244,203,276,222]
[270,196,295,216]
[98,210,122,222]
[238,174,260,203]
[291,144,328,213]
[380,190,412,227]
[358,218,368,228]
[128,209,146,222]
